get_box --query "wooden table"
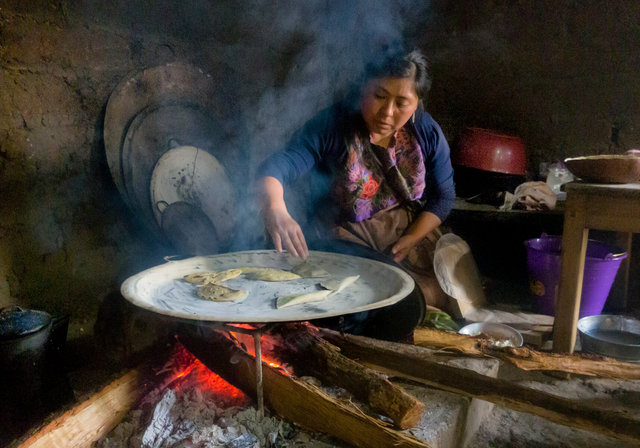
[552,182,640,353]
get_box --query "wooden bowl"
[564,155,640,184]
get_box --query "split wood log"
[18,368,152,448]
[413,327,640,380]
[178,326,430,448]
[319,328,640,444]
[272,322,424,429]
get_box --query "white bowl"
[458,322,523,347]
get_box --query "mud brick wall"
[1,0,639,334]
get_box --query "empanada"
[197,283,248,302]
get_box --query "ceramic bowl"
[564,155,640,184]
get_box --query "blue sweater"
[257,103,456,223]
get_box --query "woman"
[257,49,456,339]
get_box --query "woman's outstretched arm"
[259,176,309,259]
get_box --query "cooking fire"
[96,342,300,448]
[80,321,640,448]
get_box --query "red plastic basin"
[454,127,527,176]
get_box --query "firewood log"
[177,325,430,448]
[413,327,640,380]
[319,328,640,444]
[272,322,424,429]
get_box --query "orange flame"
[168,344,246,402]
[228,331,292,376]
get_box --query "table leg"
[614,232,633,311]
[552,193,589,353]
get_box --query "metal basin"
[577,315,640,362]
[458,322,523,347]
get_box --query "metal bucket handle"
[605,252,628,261]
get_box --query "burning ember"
[160,343,247,403]
[226,327,292,377]
[96,339,325,448]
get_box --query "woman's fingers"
[393,249,409,263]
[280,231,299,258]
[391,236,414,263]
[270,231,284,253]
[292,229,309,259]
[264,208,308,258]
[285,228,308,259]
[278,227,308,259]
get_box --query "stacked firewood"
[177,323,640,448]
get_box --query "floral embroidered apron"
[332,126,447,310]
[332,126,425,222]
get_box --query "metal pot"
[577,315,640,362]
[0,306,71,443]
[1,306,54,399]
[0,305,53,362]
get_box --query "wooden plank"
[178,326,430,448]
[583,194,640,232]
[319,328,640,444]
[19,369,145,448]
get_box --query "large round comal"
[120,250,415,323]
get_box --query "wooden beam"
[178,326,430,448]
[413,327,640,380]
[319,328,640,444]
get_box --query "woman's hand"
[391,211,442,263]
[263,207,309,259]
[259,176,309,259]
[390,234,420,263]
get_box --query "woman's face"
[360,76,419,141]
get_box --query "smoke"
[71,0,432,254]
[229,0,431,251]
[251,0,429,150]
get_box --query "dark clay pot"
[0,306,71,444]
[0,306,54,397]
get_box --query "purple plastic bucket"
[524,234,627,318]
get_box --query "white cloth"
[501,181,557,211]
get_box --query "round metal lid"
[104,63,219,204]
[120,250,415,323]
[150,145,236,245]
[121,103,227,234]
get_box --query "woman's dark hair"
[362,49,432,109]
